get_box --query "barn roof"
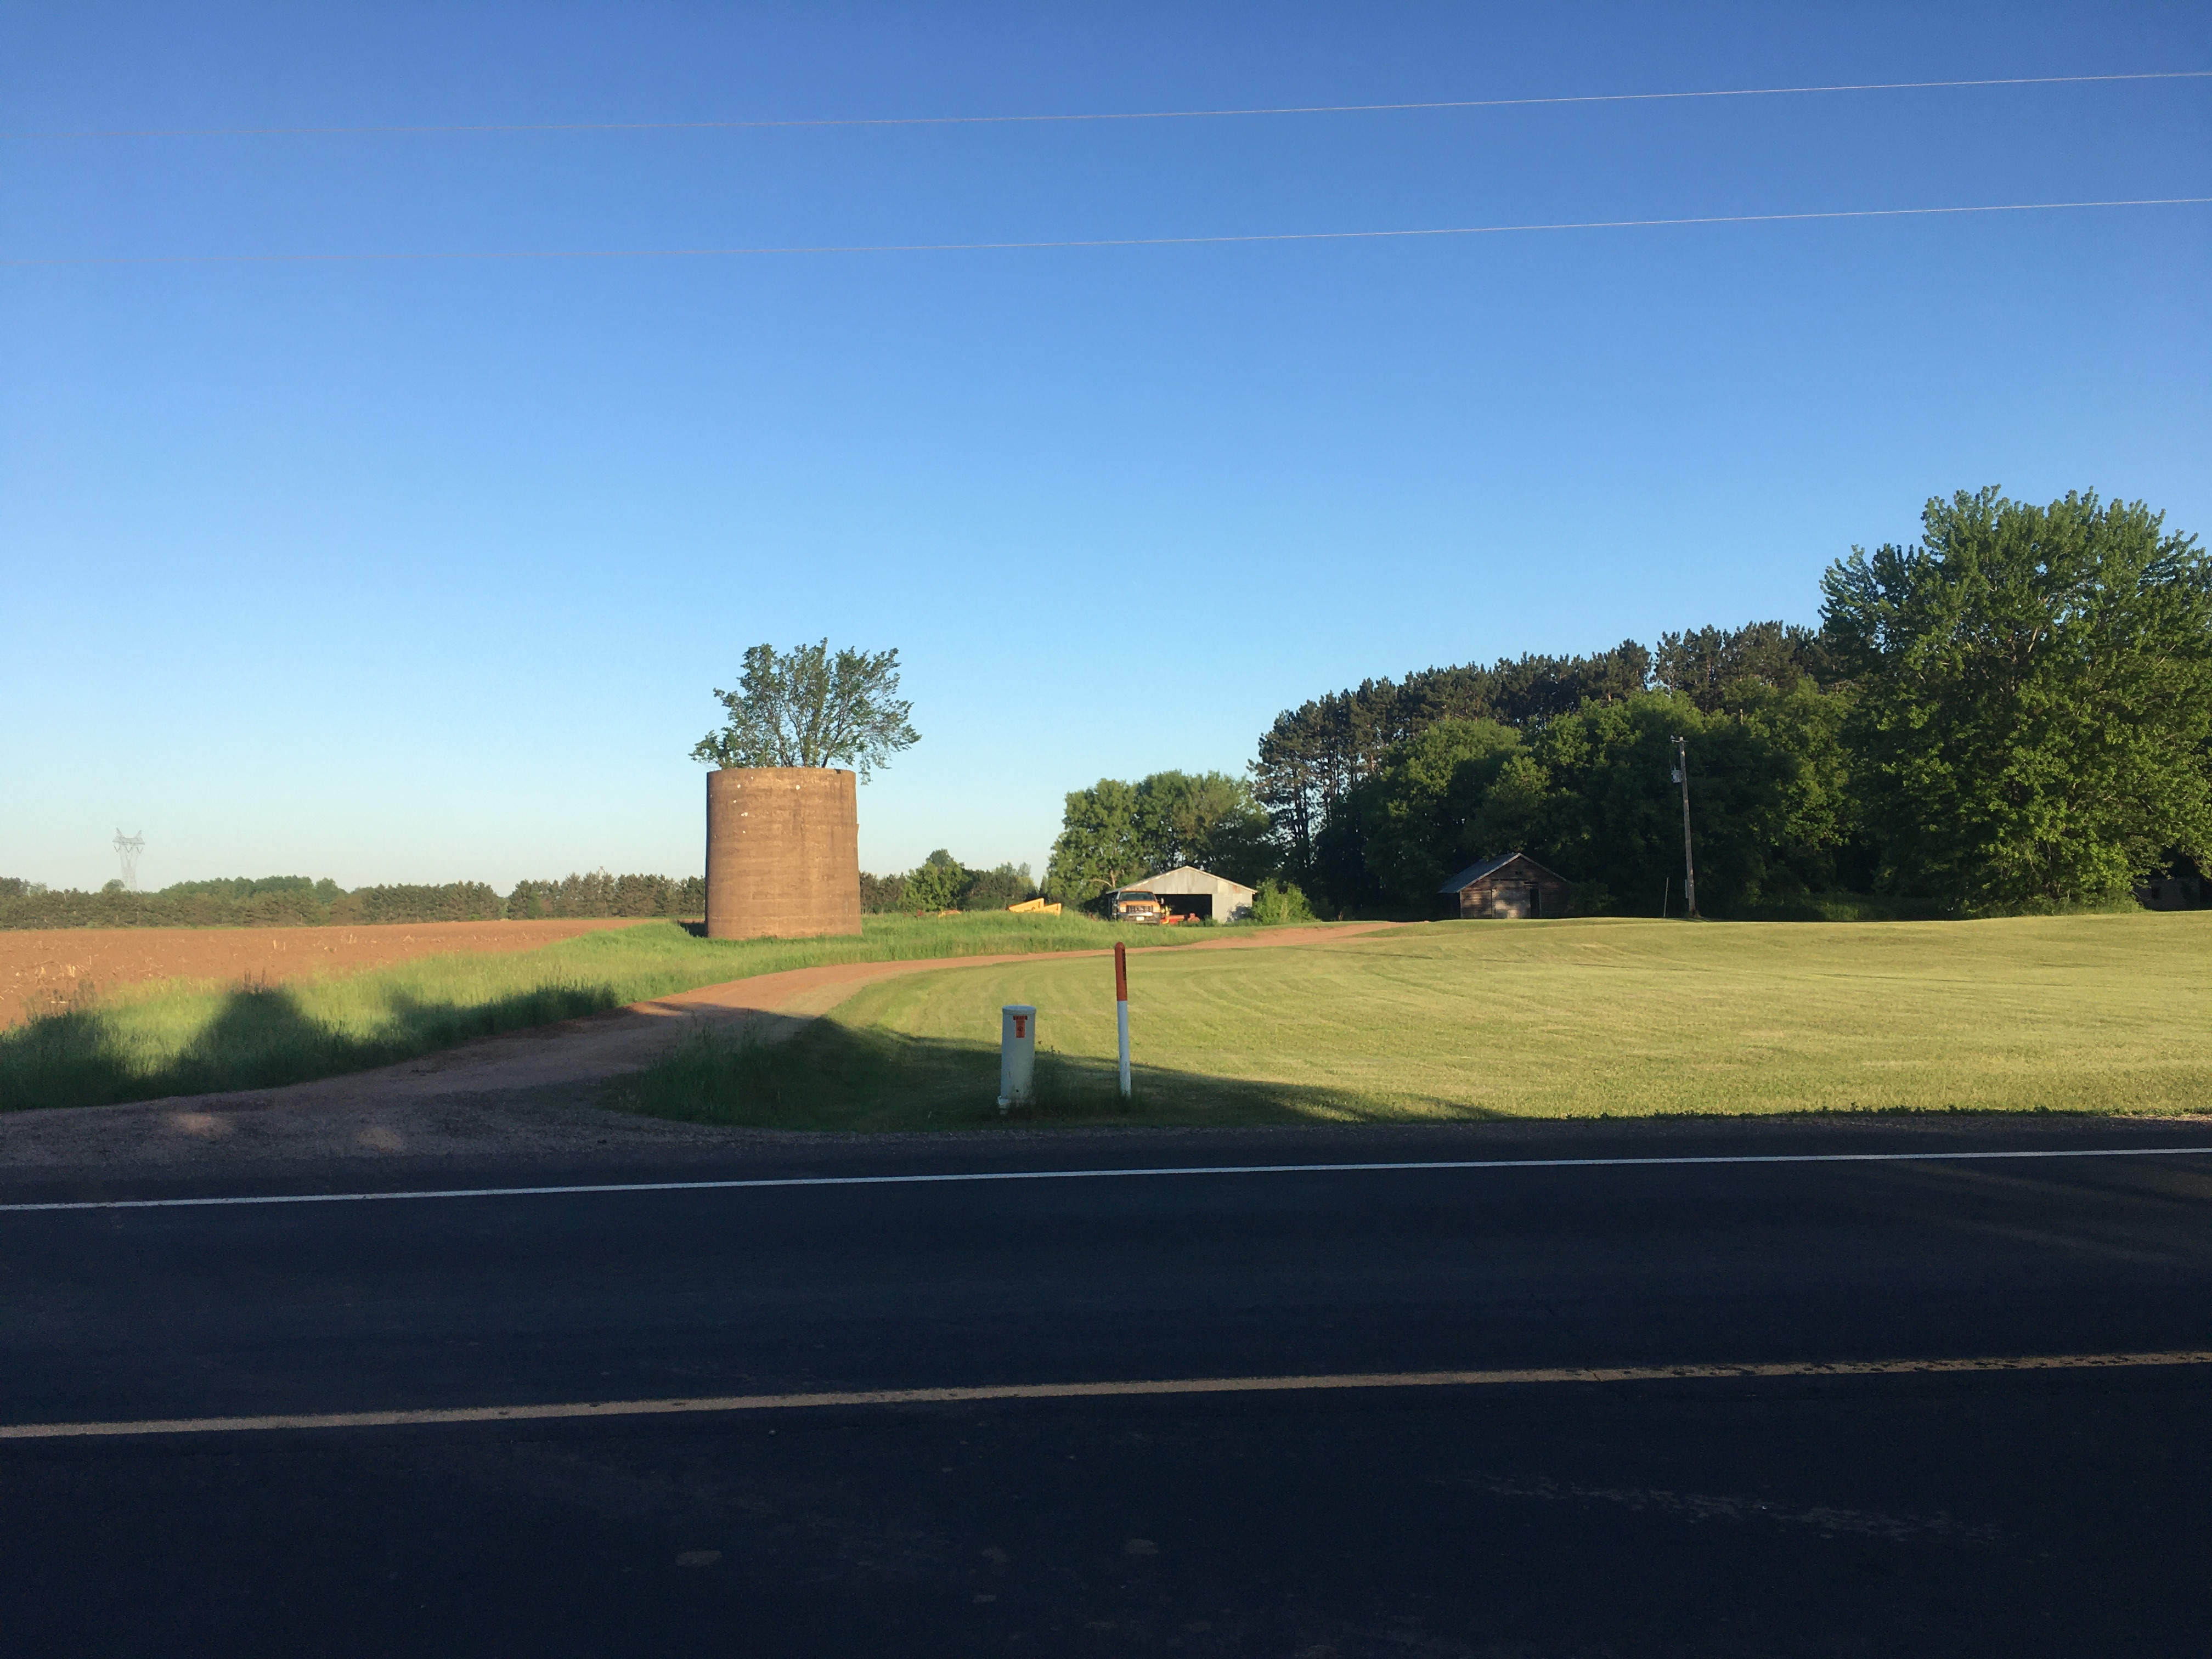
[1437,852,1570,894]
[1139,865,1259,899]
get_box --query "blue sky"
[3,2,2207,891]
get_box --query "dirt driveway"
[0,924,1397,1173]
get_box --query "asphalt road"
[3,1119,2209,1657]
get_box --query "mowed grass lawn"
[626,912,2212,1130]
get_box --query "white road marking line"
[1,1144,2207,1215]
[5,1351,2206,1441]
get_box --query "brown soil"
[0,923,1401,1172]
[1,917,667,1028]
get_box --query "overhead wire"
[5,69,2208,140]
[4,195,2205,267]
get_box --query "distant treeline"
[1255,625,1852,915]
[859,851,1037,913]
[1252,489,2210,917]
[1043,771,1273,909]
[506,871,706,920]
[0,872,706,930]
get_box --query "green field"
[0,912,1229,1110]
[618,912,2212,1131]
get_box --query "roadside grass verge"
[614,911,2212,1130]
[612,1019,1378,1132]
[0,913,1234,1110]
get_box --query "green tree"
[1530,689,1854,912]
[692,640,920,780]
[1324,690,1855,916]
[1351,719,1524,907]
[902,850,969,912]
[1471,751,1554,860]
[1249,879,1316,924]
[1821,488,2212,909]
[1133,770,1275,884]
[960,862,1036,910]
[1250,641,1653,883]
[857,872,909,912]
[1047,772,1278,905]
[1651,621,1841,711]
[1045,780,1149,905]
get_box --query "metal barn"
[1138,865,1259,923]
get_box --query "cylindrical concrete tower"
[704,767,863,940]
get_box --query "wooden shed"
[1438,853,1572,919]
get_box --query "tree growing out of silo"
[692,641,921,781]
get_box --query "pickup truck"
[1106,888,1167,924]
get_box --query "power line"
[4,196,2205,267]
[7,69,2208,140]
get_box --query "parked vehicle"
[1107,888,1166,923]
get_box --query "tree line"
[860,851,1039,913]
[1042,770,1274,906]
[1246,489,2208,917]
[0,872,708,930]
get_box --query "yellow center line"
[5,1351,2206,1441]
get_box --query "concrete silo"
[704,767,863,940]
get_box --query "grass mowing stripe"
[8,1351,2208,1440]
[672,911,2212,1129]
[5,1144,2208,1213]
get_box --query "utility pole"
[1671,737,1697,918]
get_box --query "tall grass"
[0,912,1223,1111]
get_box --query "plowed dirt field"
[2,918,663,1026]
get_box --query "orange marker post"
[1114,942,1131,1100]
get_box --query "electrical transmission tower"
[113,829,145,891]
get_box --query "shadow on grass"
[0,913,1236,1114]
[609,1020,1504,1133]
[0,979,627,1111]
